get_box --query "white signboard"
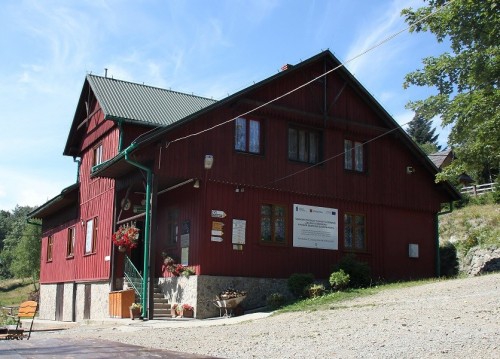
[232,219,246,244]
[293,204,338,250]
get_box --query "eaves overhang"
[27,183,80,220]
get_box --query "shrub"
[439,242,459,277]
[287,273,314,298]
[329,269,350,291]
[333,254,371,288]
[305,283,325,298]
[266,292,286,309]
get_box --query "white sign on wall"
[293,204,338,250]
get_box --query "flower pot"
[130,307,141,320]
[181,309,194,318]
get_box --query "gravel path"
[41,273,500,358]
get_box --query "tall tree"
[402,0,499,183]
[0,206,39,279]
[407,114,441,153]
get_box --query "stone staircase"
[153,284,171,318]
[123,280,171,318]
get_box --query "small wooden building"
[28,50,460,321]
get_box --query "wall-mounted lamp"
[406,166,415,174]
[193,179,200,188]
[204,155,214,170]
[235,186,245,193]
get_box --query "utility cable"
[165,0,454,147]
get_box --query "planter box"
[109,289,135,318]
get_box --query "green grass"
[439,203,500,256]
[278,278,440,313]
[0,278,38,326]
[0,278,36,306]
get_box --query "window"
[66,226,75,258]
[260,204,286,244]
[166,209,179,245]
[235,117,262,154]
[344,139,364,172]
[288,126,321,164]
[93,143,103,167]
[47,235,54,262]
[84,217,98,254]
[344,213,366,251]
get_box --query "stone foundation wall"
[39,284,57,320]
[461,246,500,276]
[62,283,75,322]
[158,275,291,319]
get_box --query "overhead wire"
[162,0,454,187]
[165,0,453,148]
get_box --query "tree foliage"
[0,206,41,282]
[402,0,499,183]
[407,114,441,153]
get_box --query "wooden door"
[83,284,91,319]
[55,283,64,321]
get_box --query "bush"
[439,242,459,277]
[266,292,286,309]
[287,273,314,298]
[305,283,325,298]
[333,254,371,288]
[329,269,350,291]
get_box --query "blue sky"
[0,0,449,211]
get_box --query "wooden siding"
[41,101,119,283]
[147,56,450,280]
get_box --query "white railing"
[461,182,496,196]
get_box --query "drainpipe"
[435,202,454,277]
[123,145,152,319]
[117,121,123,152]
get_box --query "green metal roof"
[87,74,216,126]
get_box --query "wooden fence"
[461,182,496,196]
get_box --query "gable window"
[93,143,103,167]
[288,126,321,164]
[235,117,262,154]
[47,235,54,262]
[260,204,286,244]
[344,213,366,251]
[344,139,364,172]
[66,226,75,258]
[84,217,98,254]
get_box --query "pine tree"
[407,114,441,153]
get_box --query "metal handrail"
[124,255,142,302]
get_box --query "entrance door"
[130,221,144,274]
[55,283,64,321]
[83,284,91,319]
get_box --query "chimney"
[104,68,108,78]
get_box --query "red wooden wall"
[146,55,449,280]
[40,100,119,283]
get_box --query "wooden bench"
[0,301,38,340]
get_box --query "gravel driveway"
[41,273,500,358]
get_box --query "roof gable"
[63,75,216,156]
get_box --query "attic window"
[93,143,103,167]
[344,139,364,172]
[288,126,322,164]
[235,117,262,154]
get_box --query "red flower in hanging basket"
[112,222,140,250]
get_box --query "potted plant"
[129,303,142,320]
[180,303,194,318]
[112,222,140,252]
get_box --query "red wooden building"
[29,50,460,321]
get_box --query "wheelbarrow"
[212,295,246,317]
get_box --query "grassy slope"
[439,203,500,257]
